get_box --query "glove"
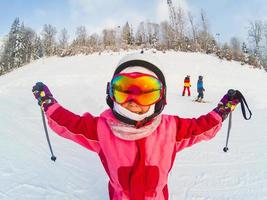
[32,82,57,111]
[214,90,240,121]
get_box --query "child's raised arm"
[32,82,100,153]
[174,110,222,152]
[174,90,240,152]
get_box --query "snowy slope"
[0,51,267,200]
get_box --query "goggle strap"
[106,82,110,95]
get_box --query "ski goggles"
[109,72,164,106]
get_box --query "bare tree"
[176,6,186,41]
[230,37,242,61]
[102,29,116,48]
[222,43,233,61]
[230,37,241,50]
[58,28,69,49]
[159,21,174,49]
[248,20,263,56]
[75,26,87,46]
[88,33,100,50]
[200,9,209,34]
[198,9,215,53]
[188,11,197,43]
[188,12,200,51]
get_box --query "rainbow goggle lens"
[109,72,164,106]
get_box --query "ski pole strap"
[235,90,252,120]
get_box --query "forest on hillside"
[1,7,267,75]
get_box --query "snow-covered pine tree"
[0,18,21,71]
[130,24,135,46]
[242,42,248,53]
[135,22,146,46]
[122,22,132,48]
[18,23,36,65]
[151,23,160,51]
[32,35,44,60]
[0,37,5,74]
[41,24,57,57]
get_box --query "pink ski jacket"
[46,103,222,200]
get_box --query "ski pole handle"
[227,89,236,100]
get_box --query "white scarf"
[107,114,162,141]
[114,103,155,121]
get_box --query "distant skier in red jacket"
[32,52,240,200]
[182,75,191,96]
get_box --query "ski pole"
[223,89,252,152]
[223,89,235,152]
[40,108,57,161]
[223,111,232,152]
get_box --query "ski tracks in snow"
[1,182,88,200]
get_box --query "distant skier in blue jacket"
[196,75,205,102]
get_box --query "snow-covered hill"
[0,51,267,200]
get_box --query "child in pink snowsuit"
[32,53,239,200]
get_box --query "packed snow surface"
[0,51,266,200]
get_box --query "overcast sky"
[1,0,267,43]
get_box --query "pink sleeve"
[45,103,101,153]
[175,111,222,152]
